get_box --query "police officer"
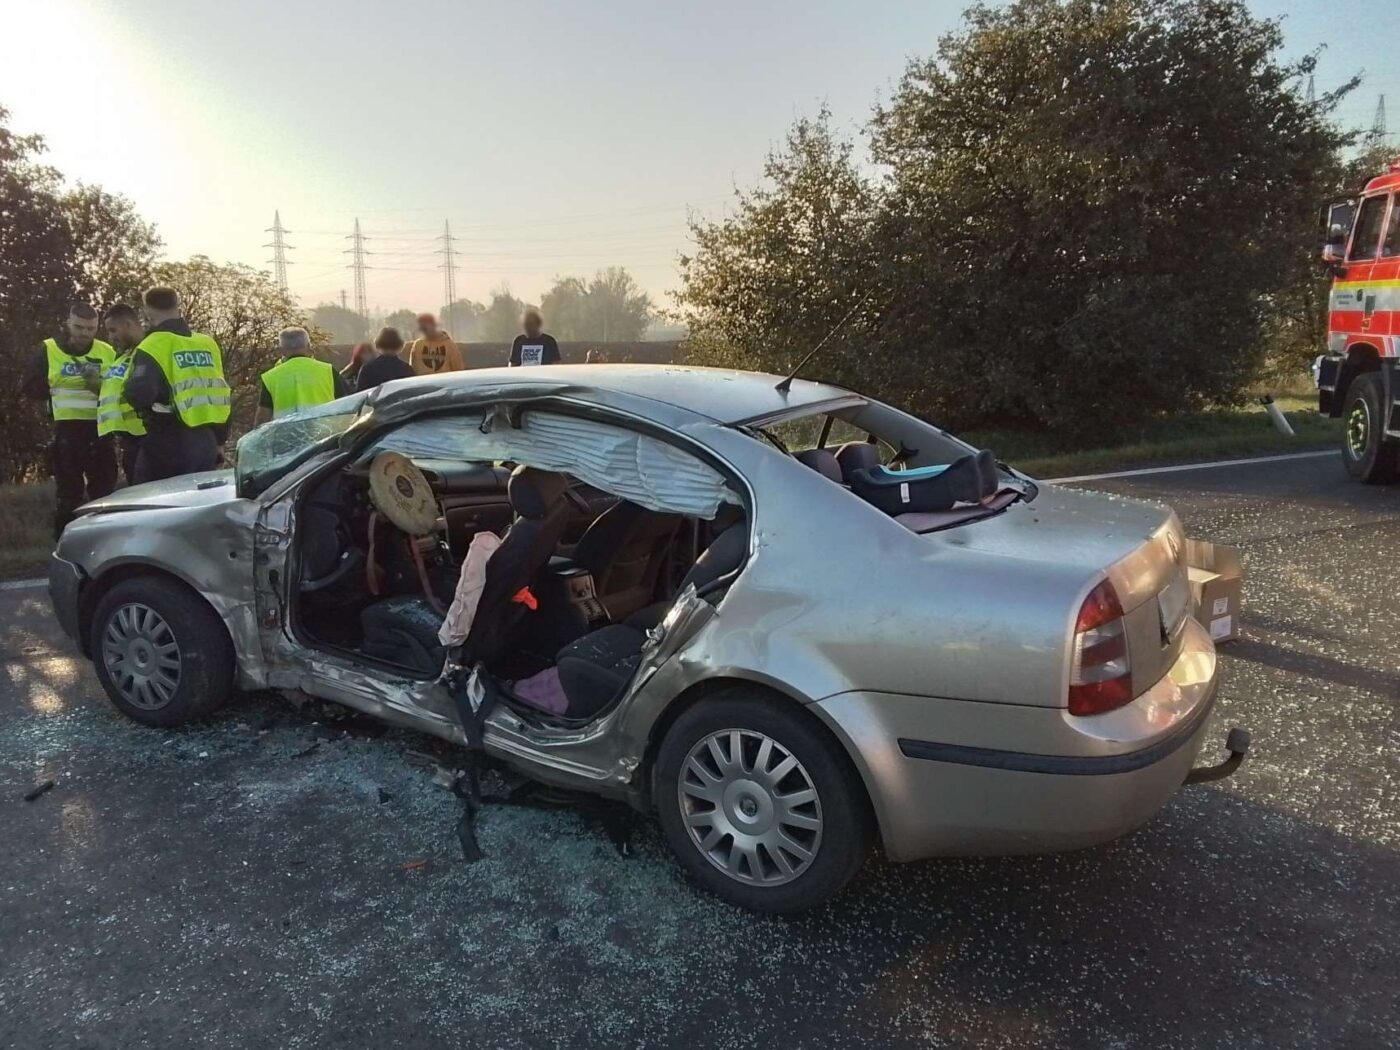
[124,286,231,483]
[97,304,147,483]
[253,327,352,426]
[22,302,117,536]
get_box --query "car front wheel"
[90,576,235,727]
[654,689,870,912]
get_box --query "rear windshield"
[741,400,1035,532]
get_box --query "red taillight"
[1068,580,1133,716]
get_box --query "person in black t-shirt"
[357,328,416,391]
[508,308,560,367]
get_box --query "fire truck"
[1315,157,1400,482]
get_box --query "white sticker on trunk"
[1209,615,1233,640]
[1212,597,1229,617]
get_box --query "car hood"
[940,482,1182,610]
[77,470,238,514]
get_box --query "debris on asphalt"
[22,779,55,802]
[290,742,320,759]
[377,788,393,804]
[400,858,429,873]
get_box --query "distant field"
[965,397,1341,478]
[0,481,52,579]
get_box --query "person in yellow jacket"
[124,286,231,484]
[407,313,465,375]
[97,304,148,484]
[253,327,353,426]
[21,302,117,536]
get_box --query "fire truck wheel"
[1342,372,1399,484]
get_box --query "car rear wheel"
[654,689,870,912]
[1342,372,1399,484]
[90,577,235,727]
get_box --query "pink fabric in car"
[511,666,569,715]
[437,530,504,647]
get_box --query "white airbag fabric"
[368,411,736,519]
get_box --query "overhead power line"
[264,211,292,295]
[344,219,371,320]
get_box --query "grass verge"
[963,397,1341,479]
[0,481,52,580]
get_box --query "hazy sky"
[1,0,1396,317]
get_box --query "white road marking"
[1047,450,1337,484]
[0,578,46,591]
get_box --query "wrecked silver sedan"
[49,365,1239,911]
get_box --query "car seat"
[570,501,682,621]
[358,465,574,674]
[794,448,843,482]
[834,440,881,483]
[553,519,748,719]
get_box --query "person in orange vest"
[21,302,117,535]
[407,313,465,375]
[253,327,352,426]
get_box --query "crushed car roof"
[364,364,855,425]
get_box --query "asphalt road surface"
[1,453,1396,1049]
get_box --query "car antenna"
[774,292,871,395]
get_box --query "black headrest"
[794,448,843,483]
[508,466,570,519]
[683,521,748,593]
[835,441,881,483]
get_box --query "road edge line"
[1046,449,1337,484]
[0,578,47,591]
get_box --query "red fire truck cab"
[1315,158,1400,482]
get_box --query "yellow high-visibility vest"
[46,338,114,421]
[96,351,146,437]
[137,330,231,428]
[260,356,336,417]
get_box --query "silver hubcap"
[101,603,181,710]
[678,728,823,886]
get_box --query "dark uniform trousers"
[133,423,219,485]
[51,424,117,536]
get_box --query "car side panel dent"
[59,500,265,687]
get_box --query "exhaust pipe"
[1184,726,1251,785]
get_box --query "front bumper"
[48,554,85,647]
[813,617,1223,862]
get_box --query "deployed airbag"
[366,411,736,520]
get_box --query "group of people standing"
[340,307,562,392]
[25,287,231,536]
[30,298,571,538]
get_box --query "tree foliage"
[63,183,162,311]
[0,104,80,481]
[310,302,371,344]
[676,110,880,387]
[154,256,324,435]
[441,298,486,340]
[541,267,653,341]
[679,0,1356,436]
[479,290,536,342]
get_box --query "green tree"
[62,183,162,311]
[384,308,418,336]
[539,277,589,340]
[310,302,370,344]
[441,297,485,340]
[479,290,534,342]
[675,109,880,389]
[155,256,323,437]
[867,0,1352,434]
[0,104,80,481]
[585,267,653,341]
